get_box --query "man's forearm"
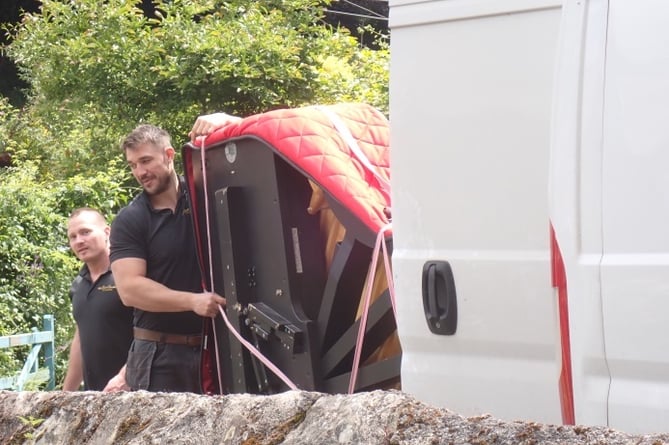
[117,276,195,312]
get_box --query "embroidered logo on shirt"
[98,284,117,292]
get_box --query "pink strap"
[315,105,391,202]
[348,223,394,394]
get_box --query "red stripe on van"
[550,223,575,425]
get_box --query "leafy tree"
[5,0,388,178]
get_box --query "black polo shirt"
[110,178,203,335]
[70,266,133,391]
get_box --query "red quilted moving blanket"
[199,103,391,238]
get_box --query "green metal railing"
[0,315,55,390]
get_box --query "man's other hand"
[189,113,242,143]
[192,292,226,318]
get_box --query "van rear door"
[390,0,563,424]
[599,0,669,433]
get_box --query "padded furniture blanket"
[199,103,391,240]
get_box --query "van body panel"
[598,0,669,432]
[390,1,563,423]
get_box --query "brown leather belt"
[133,327,202,347]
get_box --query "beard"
[142,171,173,196]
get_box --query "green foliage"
[56,166,135,219]
[18,414,45,440]
[0,163,73,379]
[310,25,389,109]
[5,0,388,174]
[0,96,21,155]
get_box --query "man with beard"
[63,208,133,391]
[107,119,235,393]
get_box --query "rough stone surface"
[1,389,668,444]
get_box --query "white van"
[389,0,669,434]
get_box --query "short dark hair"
[121,124,171,153]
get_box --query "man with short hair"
[107,117,236,393]
[63,208,133,391]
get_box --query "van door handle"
[422,260,458,335]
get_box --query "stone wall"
[1,390,668,444]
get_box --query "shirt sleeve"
[110,204,148,264]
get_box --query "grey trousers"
[126,339,201,393]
